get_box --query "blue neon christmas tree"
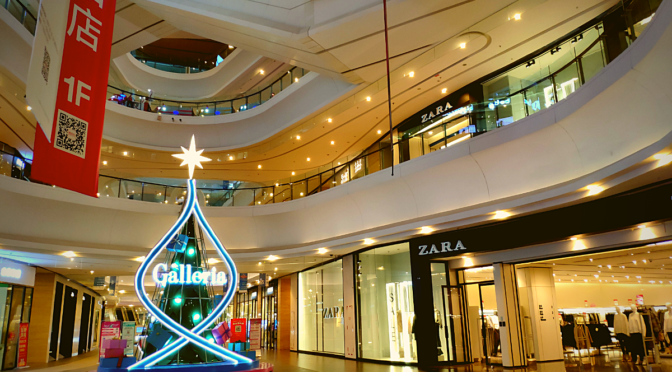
[130,136,252,369]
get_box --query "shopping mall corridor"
[21,350,672,372]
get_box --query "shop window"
[298,260,344,355]
[356,243,416,362]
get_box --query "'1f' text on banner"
[28,0,116,197]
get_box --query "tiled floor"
[19,349,672,372]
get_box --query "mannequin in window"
[628,304,646,365]
[614,306,630,361]
[665,303,672,354]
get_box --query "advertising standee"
[99,321,121,360]
[249,319,261,350]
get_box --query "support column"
[343,254,356,359]
[277,277,292,350]
[516,267,563,362]
[289,273,298,351]
[493,263,527,368]
[28,272,56,366]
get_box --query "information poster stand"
[249,319,262,350]
[122,321,136,356]
[99,321,121,360]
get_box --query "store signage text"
[418,240,467,256]
[421,102,453,123]
[152,263,227,287]
[323,306,342,319]
[0,267,21,279]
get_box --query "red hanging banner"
[30,0,116,197]
[17,323,29,367]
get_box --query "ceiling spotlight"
[90,270,94,274]
[102,160,108,165]
[493,210,511,219]
[419,226,434,234]
[296,135,301,140]
[586,184,604,195]
[330,141,335,145]
[229,45,234,49]
[550,46,562,55]
[366,96,372,102]
[513,13,521,20]
[571,237,577,241]
[525,59,536,68]
[363,238,375,245]
[62,251,77,258]
[229,156,234,160]
[317,248,328,254]
[408,71,415,77]
[441,88,447,94]
[327,118,332,123]
[377,130,382,134]
[259,69,265,75]
[267,255,279,261]
[26,106,32,111]
[257,165,262,169]
[459,42,466,49]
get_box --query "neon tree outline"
[130,138,252,369]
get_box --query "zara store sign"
[418,240,467,256]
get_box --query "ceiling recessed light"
[259,69,265,75]
[62,251,77,258]
[408,71,415,77]
[317,248,328,254]
[296,135,301,140]
[257,165,262,169]
[441,88,447,94]
[229,156,234,160]
[366,96,371,102]
[419,226,434,234]
[327,118,332,123]
[459,42,466,49]
[330,141,335,145]
[291,172,295,176]
[123,151,128,156]
[493,210,511,219]
[306,157,310,161]
[364,238,375,245]
[377,130,382,134]
[586,184,604,195]
[513,13,521,20]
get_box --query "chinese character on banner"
[17,323,29,367]
[28,0,116,197]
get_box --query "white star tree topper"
[172,135,211,179]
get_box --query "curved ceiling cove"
[103,72,359,150]
[1,0,671,269]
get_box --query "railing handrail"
[12,0,36,21]
[108,66,301,106]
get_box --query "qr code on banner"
[41,47,50,83]
[55,110,87,158]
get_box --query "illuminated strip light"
[416,105,473,135]
[129,179,252,369]
[444,133,471,148]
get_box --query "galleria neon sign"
[152,263,228,287]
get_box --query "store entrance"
[477,283,501,365]
[440,286,469,363]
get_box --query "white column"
[516,267,563,362]
[493,263,527,368]
[343,254,357,359]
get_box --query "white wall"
[555,283,672,309]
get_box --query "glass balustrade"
[2,0,36,35]
[106,67,308,117]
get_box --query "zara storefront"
[290,179,672,367]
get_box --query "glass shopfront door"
[441,286,470,363]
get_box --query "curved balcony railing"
[2,0,656,207]
[106,67,308,116]
[2,0,37,35]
